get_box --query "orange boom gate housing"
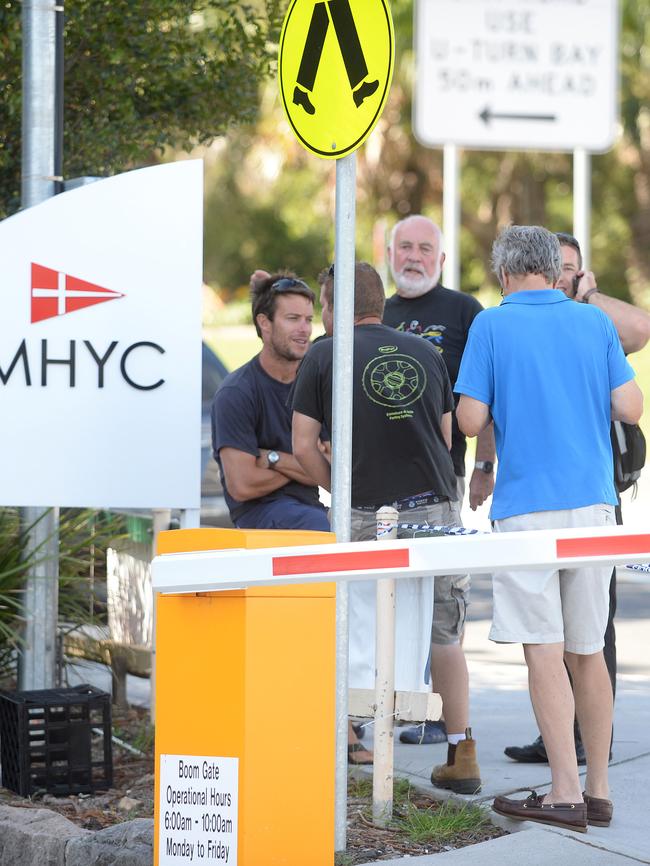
[154,527,336,866]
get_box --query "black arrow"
[479,106,557,125]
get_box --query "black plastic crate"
[0,684,113,797]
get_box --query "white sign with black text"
[0,161,203,508]
[159,755,239,865]
[414,0,619,151]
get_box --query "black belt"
[353,491,449,513]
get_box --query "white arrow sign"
[414,0,619,152]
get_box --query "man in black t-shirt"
[384,215,496,510]
[384,215,495,748]
[211,273,329,531]
[293,263,481,794]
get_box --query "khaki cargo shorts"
[350,498,469,646]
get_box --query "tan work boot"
[431,728,481,794]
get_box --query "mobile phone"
[572,274,581,295]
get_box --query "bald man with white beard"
[385,215,496,512]
[383,215,496,748]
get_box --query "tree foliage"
[204,0,650,305]
[0,0,283,218]
[203,121,333,294]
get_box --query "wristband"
[581,288,599,304]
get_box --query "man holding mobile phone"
[557,233,650,353]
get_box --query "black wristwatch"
[267,450,280,468]
[474,460,494,474]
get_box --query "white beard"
[391,261,441,299]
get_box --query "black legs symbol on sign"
[293,0,379,115]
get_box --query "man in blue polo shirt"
[455,226,642,833]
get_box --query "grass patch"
[396,800,490,844]
[113,718,155,754]
[393,777,412,807]
[348,776,373,800]
[349,776,414,806]
[130,721,155,754]
[345,772,505,861]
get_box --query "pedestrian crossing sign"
[279,0,395,159]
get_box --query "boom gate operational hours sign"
[0,161,203,508]
[159,755,239,864]
[414,0,619,152]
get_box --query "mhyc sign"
[0,161,203,509]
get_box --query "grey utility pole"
[331,152,356,852]
[18,0,62,690]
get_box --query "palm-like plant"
[0,508,127,687]
[0,507,28,683]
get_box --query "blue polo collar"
[501,289,569,306]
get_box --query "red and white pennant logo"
[31,263,124,323]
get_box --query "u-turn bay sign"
[279,0,395,159]
[414,0,619,152]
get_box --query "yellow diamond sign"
[278,0,395,159]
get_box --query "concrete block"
[65,818,153,866]
[0,804,88,866]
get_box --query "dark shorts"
[235,497,330,532]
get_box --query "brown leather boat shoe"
[583,792,613,827]
[493,790,587,833]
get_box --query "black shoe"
[504,734,590,766]
[399,720,447,745]
[504,735,548,763]
[353,79,379,107]
[293,86,315,115]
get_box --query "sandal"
[348,742,373,765]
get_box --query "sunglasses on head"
[269,277,311,293]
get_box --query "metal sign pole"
[573,147,592,269]
[18,0,60,691]
[442,143,461,291]
[277,1,394,851]
[331,152,356,852]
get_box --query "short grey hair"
[491,225,561,284]
[389,215,444,253]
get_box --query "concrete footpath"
[356,571,650,865]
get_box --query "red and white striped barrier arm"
[152,526,650,595]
